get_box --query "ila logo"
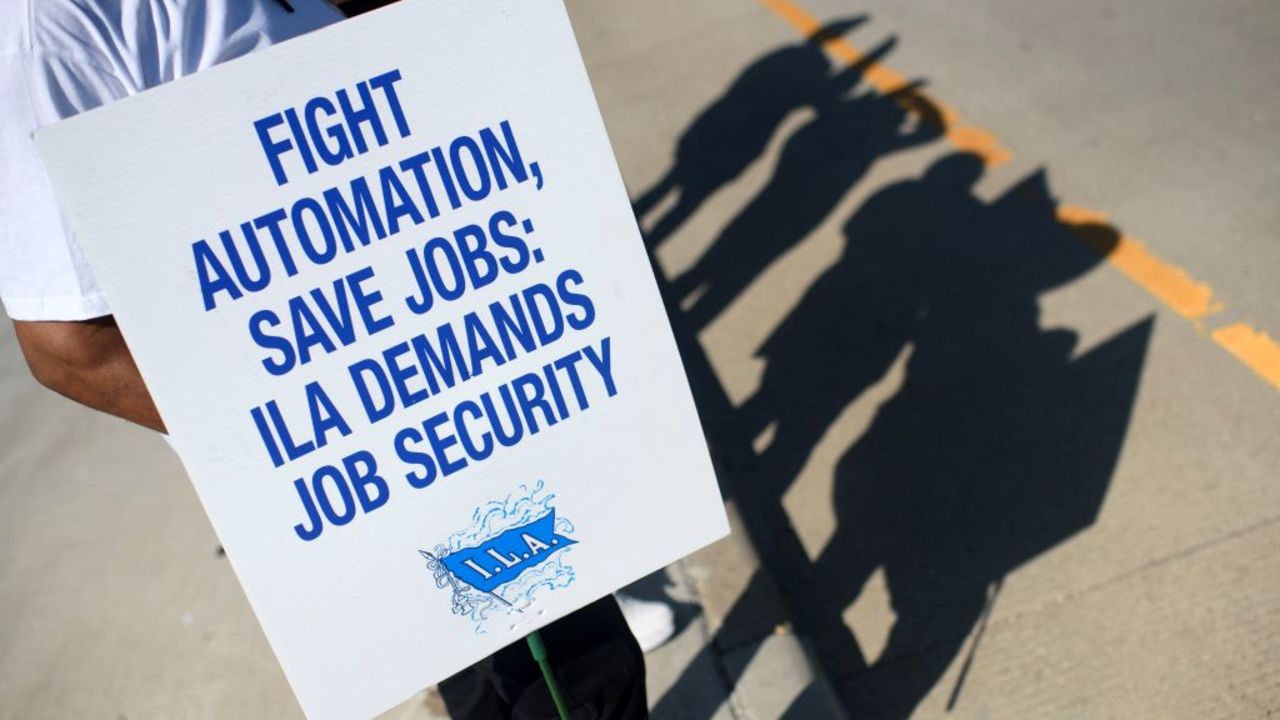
[420,480,577,631]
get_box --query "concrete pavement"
[3,0,1279,718]
[583,0,1280,716]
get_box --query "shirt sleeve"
[0,49,130,321]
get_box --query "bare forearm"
[13,317,166,433]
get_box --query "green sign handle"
[525,630,572,720]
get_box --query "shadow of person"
[732,153,1154,718]
[652,151,1152,719]
[670,76,943,331]
[632,17,876,249]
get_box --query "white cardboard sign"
[34,2,727,717]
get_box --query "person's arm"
[13,316,165,433]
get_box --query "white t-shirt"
[0,0,343,321]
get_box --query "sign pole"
[525,630,572,720]
[425,551,570,718]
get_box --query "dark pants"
[437,596,649,720]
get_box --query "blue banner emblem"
[440,510,576,594]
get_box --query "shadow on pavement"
[635,19,1154,720]
[634,17,872,250]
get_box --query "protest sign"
[33,1,728,717]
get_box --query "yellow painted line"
[1057,206,1223,322]
[758,0,1013,166]
[757,0,1280,393]
[1212,325,1280,390]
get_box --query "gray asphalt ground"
[3,1,1279,718]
